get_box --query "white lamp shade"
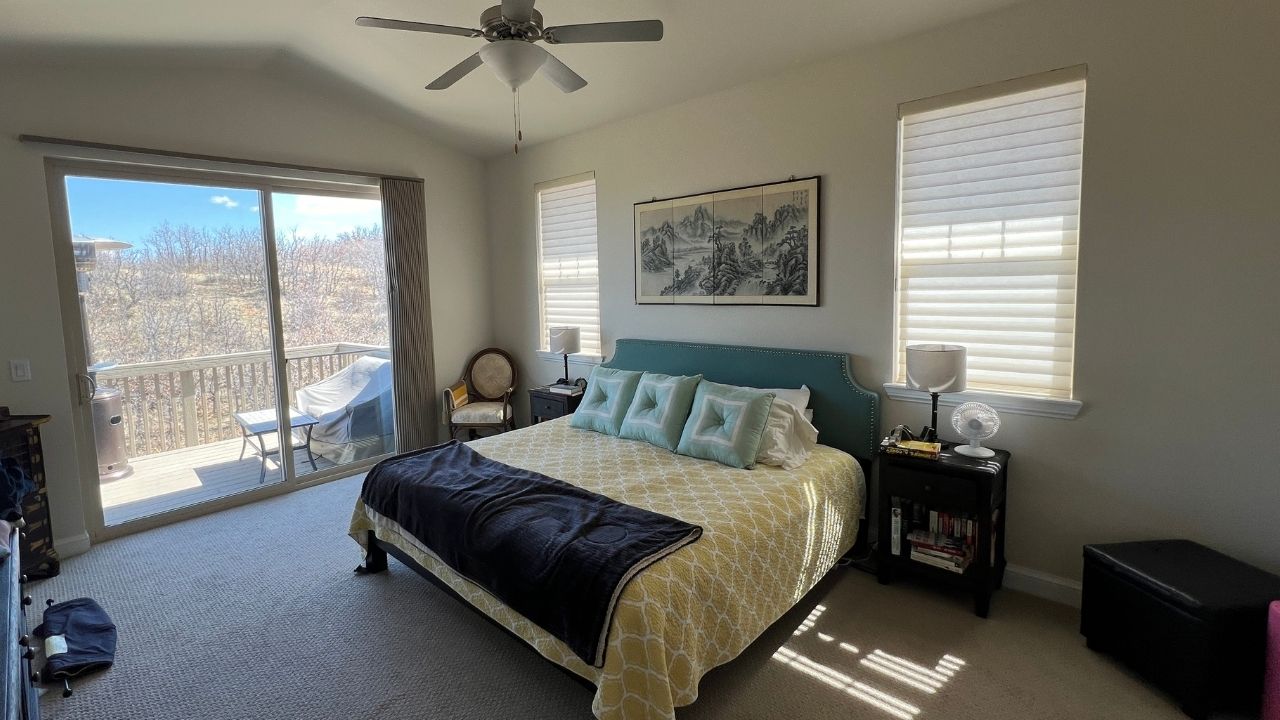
[548,326,581,355]
[905,344,967,393]
[479,40,546,90]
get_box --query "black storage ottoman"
[1082,540,1280,719]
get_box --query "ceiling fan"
[355,0,664,95]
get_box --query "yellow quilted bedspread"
[349,417,863,719]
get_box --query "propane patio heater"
[73,236,134,482]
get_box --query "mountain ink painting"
[634,177,818,305]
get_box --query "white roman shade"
[895,67,1086,399]
[537,173,601,357]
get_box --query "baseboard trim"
[1005,563,1081,607]
[54,531,91,558]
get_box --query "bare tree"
[84,222,390,366]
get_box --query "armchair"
[445,347,518,440]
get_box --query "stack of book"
[890,499,977,574]
[880,438,941,460]
[547,383,583,396]
[908,530,973,574]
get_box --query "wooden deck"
[100,436,336,526]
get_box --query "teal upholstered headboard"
[602,339,880,463]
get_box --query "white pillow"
[756,398,819,470]
[753,385,813,423]
[758,385,810,410]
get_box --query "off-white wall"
[486,0,1280,582]
[0,63,492,553]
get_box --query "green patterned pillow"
[569,367,643,436]
[676,381,775,469]
[618,373,703,451]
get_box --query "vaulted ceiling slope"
[1,0,1028,157]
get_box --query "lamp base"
[954,443,995,458]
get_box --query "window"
[536,172,601,357]
[894,67,1086,400]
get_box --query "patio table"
[232,408,320,483]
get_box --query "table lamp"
[905,344,967,442]
[548,326,580,385]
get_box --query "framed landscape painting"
[634,176,819,305]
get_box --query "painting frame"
[634,176,820,306]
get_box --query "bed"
[349,339,880,720]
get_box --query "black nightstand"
[875,444,1009,617]
[528,387,583,425]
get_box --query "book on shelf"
[889,494,995,573]
[890,505,903,556]
[909,549,968,574]
[547,383,583,396]
[881,439,941,460]
[907,530,969,555]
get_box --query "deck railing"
[96,343,386,457]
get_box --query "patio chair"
[295,355,395,464]
[445,348,517,440]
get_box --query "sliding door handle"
[77,373,97,404]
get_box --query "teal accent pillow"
[569,367,643,436]
[676,381,775,469]
[618,373,703,451]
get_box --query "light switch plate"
[9,359,31,382]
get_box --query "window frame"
[534,171,603,365]
[887,66,1087,419]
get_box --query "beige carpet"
[32,476,1184,720]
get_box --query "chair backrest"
[465,348,517,402]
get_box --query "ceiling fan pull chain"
[512,88,520,154]
[517,86,523,143]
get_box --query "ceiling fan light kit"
[356,0,663,152]
[479,40,546,90]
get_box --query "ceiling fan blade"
[540,51,588,93]
[543,20,663,44]
[355,16,480,38]
[425,53,485,90]
[500,0,536,24]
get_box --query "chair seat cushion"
[451,402,511,424]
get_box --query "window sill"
[535,350,604,367]
[882,383,1082,420]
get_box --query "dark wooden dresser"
[0,410,58,581]
[2,521,40,720]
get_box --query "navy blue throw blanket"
[360,440,702,667]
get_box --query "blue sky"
[65,176,381,246]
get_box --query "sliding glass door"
[272,190,394,480]
[53,163,394,531]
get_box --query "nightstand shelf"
[528,387,583,425]
[875,444,1010,618]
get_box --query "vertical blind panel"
[897,77,1085,399]
[538,177,601,356]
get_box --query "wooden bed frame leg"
[354,530,388,575]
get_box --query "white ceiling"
[0,0,1028,157]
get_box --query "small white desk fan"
[951,402,1000,458]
